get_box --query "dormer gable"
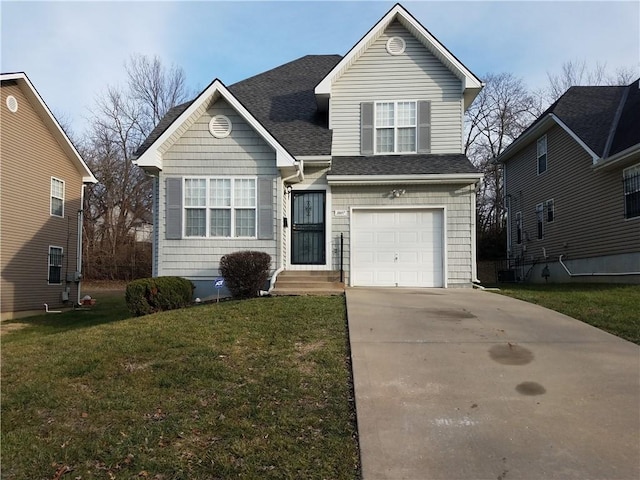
[315,4,483,112]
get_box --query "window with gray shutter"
[165,177,183,239]
[257,177,274,240]
[361,102,374,155]
[417,100,431,154]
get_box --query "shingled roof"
[501,78,639,163]
[134,55,341,158]
[328,154,479,176]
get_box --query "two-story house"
[499,78,640,283]
[133,3,484,299]
[1,72,97,319]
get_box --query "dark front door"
[291,191,325,265]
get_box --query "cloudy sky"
[2,1,638,136]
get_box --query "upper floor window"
[375,101,416,154]
[184,177,256,238]
[51,177,64,217]
[48,246,63,284]
[537,136,547,175]
[624,164,640,219]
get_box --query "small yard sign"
[214,277,225,302]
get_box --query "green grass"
[1,294,360,479]
[498,283,640,344]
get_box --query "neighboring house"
[133,4,484,299]
[1,72,97,319]
[499,78,640,283]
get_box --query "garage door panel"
[352,209,445,288]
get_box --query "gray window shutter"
[257,177,274,240]
[361,102,374,155]
[417,100,431,154]
[165,177,182,239]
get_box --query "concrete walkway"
[346,288,640,480]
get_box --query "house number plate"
[334,210,348,217]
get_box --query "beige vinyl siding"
[159,98,279,279]
[330,20,464,156]
[331,184,475,286]
[1,83,82,315]
[506,123,640,263]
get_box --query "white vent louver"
[386,37,406,55]
[6,95,18,113]
[209,114,232,138]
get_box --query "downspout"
[77,184,86,306]
[558,255,640,277]
[267,160,304,294]
[471,178,482,284]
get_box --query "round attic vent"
[6,95,18,113]
[209,114,232,138]
[386,36,406,55]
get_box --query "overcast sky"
[2,1,638,136]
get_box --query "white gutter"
[327,173,483,185]
[267,160,305,294]
[592,144,640,171]
[558,255,640,277]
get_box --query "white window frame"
[537,135,547,175]
[50,177,65,217]
[374,100,417,154]
[183,177,257,238]
[48,246,63,285]
[623,163,640,220]
[536,203,544,240]
[545,199,555,223]
[515,211,523,245]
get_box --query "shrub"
[125,276,194,316]
[219,251,271,299]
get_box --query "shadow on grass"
[3,292,132,337]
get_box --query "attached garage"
[351,208,445,287]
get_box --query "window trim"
[535,203,544,240]
[545,199,555,223]
[48,246,63,285]
[537,135,547,175]
[373,100,417,155]
[182,176,257,238]
[515,211,523,245]
[50,177,65,217]
[623,163,640,220]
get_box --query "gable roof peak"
[314,3,483,110]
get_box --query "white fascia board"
[551,114,599,163]
[134,79,297,171]
[500,114,599,164]
[1,72,98,183]
[315,4,482,97]
[593,143,640,171]
[327,173,483,186]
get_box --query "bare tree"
[465,73,540,259]
[82,54,189,280]
[544,59,637,104]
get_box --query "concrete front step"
[272,270,345,296]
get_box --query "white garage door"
[352,209,444,287]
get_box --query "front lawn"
[1,294,360,479]
[497,283,640,345]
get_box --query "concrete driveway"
[346,288,640,480]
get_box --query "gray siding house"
[133,4,484,298]
[499,79,640,283]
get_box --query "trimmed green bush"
[219,251,271,299]
[125,276,194,316]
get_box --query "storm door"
[291,191,325,265]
